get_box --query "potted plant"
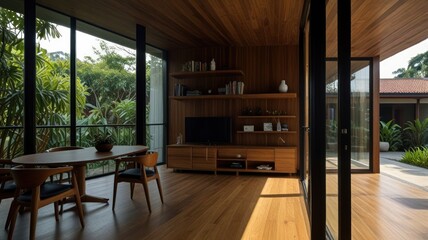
[379,120,402,152]
[93,132,114,152]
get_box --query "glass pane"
[351,61,371,170]
[146,46,166,163]
[76,21,136,142]
[326,0,338,237]
[76,21,137,176]
[0,4,25,159]
[36,7,71,152]
[326,60,339,239]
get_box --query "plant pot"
[379,142,389,152]
[95,143,113,152]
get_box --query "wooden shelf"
[170,70,244,78]
[236,131,297,134]
[217,158,246,162]
[169,92,297,100]
[237,115,296,119]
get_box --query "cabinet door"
[167,147,192,169]
[275,148,297,173]
[247,148,275,162]
[192,147,216,170]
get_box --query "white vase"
[279,80,288,93]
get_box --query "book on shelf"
[225,81,245,95]
[174,84,188,96]
[185,90,202,96]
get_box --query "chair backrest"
[46,146,83,152]
[0,159,14,190]
[140,152,158,168]
[11,166,73,189]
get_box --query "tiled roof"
[380,78,428,94]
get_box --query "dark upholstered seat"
[6,166,84,240]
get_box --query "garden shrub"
[401,147,428,169]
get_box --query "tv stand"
[167,144,297,174]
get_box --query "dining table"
[12,145,148,203]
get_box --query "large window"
[36,7,72,150]
[146,46,166,163]
[0,0,167,176]
[1,3,25,159]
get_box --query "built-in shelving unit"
[169,93,297,100]
[170,70,244,78]
[168,47,300,175]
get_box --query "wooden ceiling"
[35,0,428,60]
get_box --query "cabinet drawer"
[275,148,297,173]
[247,148,275,162]
[217,148,247,159]
[167,147,192,169]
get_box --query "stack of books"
[225,81,245,95]
[186,90,202,96]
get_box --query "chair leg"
[142,182,152,213]
[54,202,59,221]
[30,199,40,240]
[156,178,164,204]
[112,178,118,211]
[6,201,20,240]
[130,183,135,199]
[5,200,18,230]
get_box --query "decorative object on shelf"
[93,132,114,152]
[176,133,183,144]
[210,58,216,71]
[230,162,243,168]
[263,122,273,131]
[256,164,272,170]
[281,123,289,131]
[243,125,254,132]
[276,119,282,131]
[278,136,286,145]
[279,80,288,93]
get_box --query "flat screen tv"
[185,117,232,144]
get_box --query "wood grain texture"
[326,172,428,239]
[36,0,304,50]
[168,45,299,149]
[0,166,310,240]
[35,0,428,61]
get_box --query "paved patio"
[380,152,428,191]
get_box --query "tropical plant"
[0,8,87,158]
[393,50,428,78]
[403,118,428,149]
[379,120,402,151]
[401,147,428,169]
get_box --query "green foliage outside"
[401,147,428,169]
[403,118,428,149]
[393,50,428,78]
[1,8,162,167]
[379,120,402,151]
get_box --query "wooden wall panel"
[168,45,299,149]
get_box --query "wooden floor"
[327,173,428,240]
[0,166,309,240]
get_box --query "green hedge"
[401,147,428,169]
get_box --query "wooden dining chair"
[45,146,84,183]
[6,166,84,240]
[0,159,16,206]
[112,151,164,212]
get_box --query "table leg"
[73,164,109,203]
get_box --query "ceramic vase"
[279,80,288,93]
